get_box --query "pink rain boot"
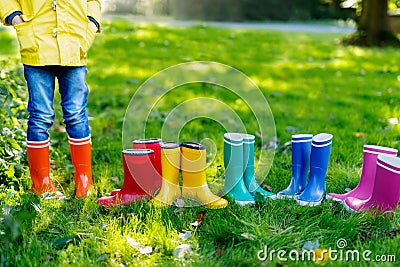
[326,145,397,202]
[344,154,400,213]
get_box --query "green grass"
[1,19,400,266]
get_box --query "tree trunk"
[344,0,400,46]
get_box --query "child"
[0,1,101,198]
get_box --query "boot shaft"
[310,133,333,170]
[181,142,207,188]
[69,136,93,198]
[360,145,397,183]
[242,134,255,178]
[27,139,51,175]
[223,133,255,203]
[133,138,162,176]
[292,134,312,167]
[122,148,157,196]
[371,155,400,210]
[223,133,244,174]
[161,142,181,184]
[69,136,92,166]
[292,134,313,182]
[308,133,333,192]
[356,145,398,194]
[27,139,52,191]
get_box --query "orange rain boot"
[27,139,64,198]
[181,142,228,209]
[69,136,93,198]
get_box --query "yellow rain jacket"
[0,0,101,66]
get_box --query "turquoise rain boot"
[296,133,333,206]
[241,134,275,200]
[223,133,255,206]
[277,134,313,199]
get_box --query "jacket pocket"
[14,22,37,54]
[80,21,97,56]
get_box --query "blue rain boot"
[241,134,276,200]
[223,133,255,206]
[296,133,333,206]
[277,134,313,199]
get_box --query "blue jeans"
[24,65,91,142]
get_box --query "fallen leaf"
[353,132,365,138]
[138,246,152,255]
[241,233,256,240]
[179,231,192,241]
[173,199,185,208]
[255,131,262,138]
[191,210,207,227]
[173,244,192,258]
[261,184,273,192]
[126,236,140,248]
[302,240,320,251]
[214,248,226,256]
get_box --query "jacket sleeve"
[87,0,101,32]
[0,1,21,25]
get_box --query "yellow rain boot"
[151,142,181,207]
[181,142,228,209]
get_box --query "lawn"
[1,18,400,266]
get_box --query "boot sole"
[297,199,322,207]
[342,201,357,212]
[235,200,255,206]
[325,194,344,202]
[275,194,296,200]
[266,194,278,200]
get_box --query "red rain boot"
[69,136,93,198]
[344,154,400,213]
[111,138,162,196]
[98,149,156,207]
[27,139,64,199]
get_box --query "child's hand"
[12,15,24,26]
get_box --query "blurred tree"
[170,0,353,21]
[104,0,170,15]
[344,0,400,46]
